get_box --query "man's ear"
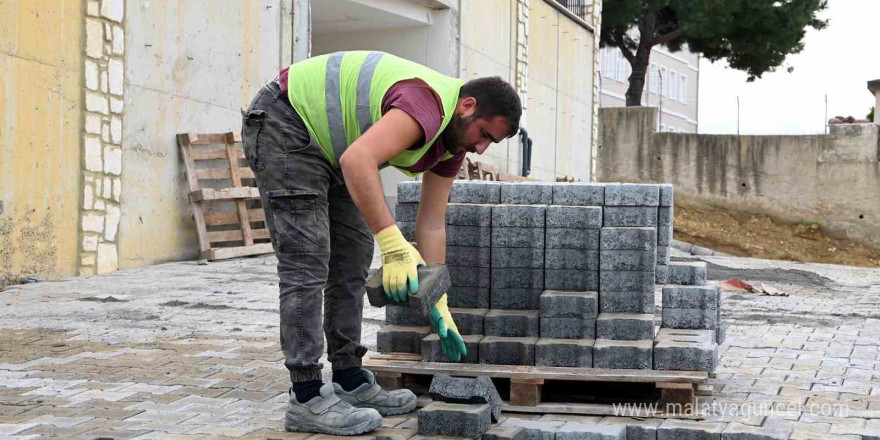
[458,96,477,118]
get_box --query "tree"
[868,107,875,122]
[601,0,828,106]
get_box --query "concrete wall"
[0,0,84,281]
[598,106,880,246]
[119,0,290,269]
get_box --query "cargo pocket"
[267,189,328,255]
[241,108,267,172]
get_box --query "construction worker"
[241,51,522,435]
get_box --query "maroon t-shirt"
[279,67,464,178]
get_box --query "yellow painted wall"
[0,0,83,282]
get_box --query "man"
[241,51,521,435]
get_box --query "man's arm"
[339,108,424,233]
[415,171,454,265]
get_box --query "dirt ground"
[674,201,880,269]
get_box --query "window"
[616,51,626,82]
[680,74,688,104]
[669,70,678,102]
[649,63,659,93]
[604,49,615,79]
[659,66,668,97]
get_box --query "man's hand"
[428,294,467,362]
[376,225,425,303]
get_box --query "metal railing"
[553,0,591,21]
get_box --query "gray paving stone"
[421,334,482,364]
[399,220,416,241]
[367,265,450,315]
[552,183,606,206]
[546,249,600,270]
[377,325,431,354]
[418,401,491,439]
[395,202,420,223]
[540,317,596,339]
[657,246,670,264]
[667,262,708,286]
[484,426,526,440]
[661,308,718,330]
[655,328,715,343]
[501,182,554,205]
[720,422,791,440]
[447,203,493,226]
[659,184,674,207]
[493,247,545,268]
[535,338,594,367]
[493,227,546,248]
[662,286,718,309]
[500,418,564,440]
[596,313,655,341]
[658,206,673,227]
[600,251,657,271]
[546,228,600,250]
[598,417,663,440]
[492,205,547,228]
[539,290,599,318]
[447,225,493,247]
[449,266,491,288]
[484,309,540,337]
[546,206,604,229]
[447,246,492,267]
[545,270,599,291]
[386,304,430,326]
[479,336,538,365]
[604,184,660,207]
[657,419,725,440]
[398,181,422,203]
[592,339,653,370]
[428,374,503,423]
[598,290,654,314]
[449,180,502,204]
[603,207,659,228]
[449,308,489,335]
[653,340,718,372]
[491,268,544,289]
[599,271,655,293]
[556,421,626,440]
[657,224,673,246]
[715,323,727,345]
[655,264,669,284]
[600,228,657,251]
[491,288,543,310]
[447,286,491,308]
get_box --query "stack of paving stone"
[387,180,723,373]
[418,374,506,439]
[655,260,723,372]
[594,185,661,370]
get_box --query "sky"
[698,0,880,135]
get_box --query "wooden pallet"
[177,132,273,261]
[364,354,710,418]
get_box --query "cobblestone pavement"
[0,249,878,439]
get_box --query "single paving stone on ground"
[418,401,492,439]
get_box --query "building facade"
[598,45,699,133]
[1,0,602,282]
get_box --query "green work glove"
[375,224,425,303]
[428,294,467,362]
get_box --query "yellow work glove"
[428,294,467,362]
[375,224,425,303]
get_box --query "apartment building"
[598,46,700,133]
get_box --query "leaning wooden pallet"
[364,353,710,419]
[177,132,273,261]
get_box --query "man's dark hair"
[460,77,522,138]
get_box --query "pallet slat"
[203,243,274,260]
[203,209,266,226]
[206,229,270,243]
[190,187,261,202]
[193,167,255,181]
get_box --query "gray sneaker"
[285,382,382,435]
[333,369,418,416]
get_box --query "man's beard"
[442,114,475,155]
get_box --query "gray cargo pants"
[241,80,373,383]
